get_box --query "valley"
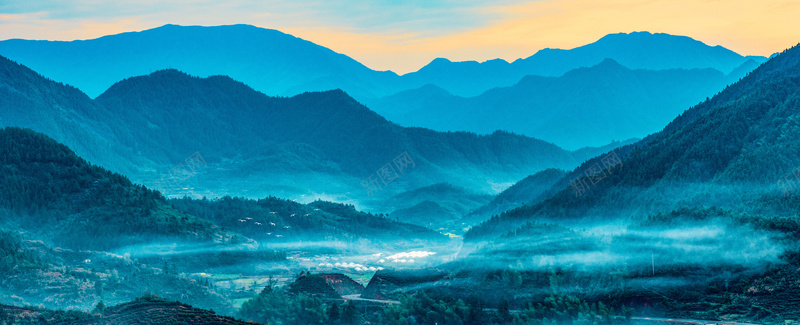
[1,19,800,325]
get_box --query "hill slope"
[369,59,748,149]
[0,295,252,325]
[0,127,240,250]
[0,24,398,99]
[465,168,567,223]
[0,128,453,314]
[0,55,146,174]
[396,31,766,97]
[94,69,579,176]
[0,56,609,203]
[0,55,593,203]
[466,42,800,240]
[168,196,447,246]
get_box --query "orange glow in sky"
[1,0,799,74]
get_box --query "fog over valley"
[2,8,800,324]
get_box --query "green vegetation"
[1,294,250,324]
[0,127,238,251]
[169,196,445,243]
[3,30,800,325]
[0,229,46,273]
[379,291,630,325]
[239,282,330,325]
[467,44,800,241]
[288,272,341,299]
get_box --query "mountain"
[465,42,800,241]
[0,127,241,251]
[465,168,566,223]
[0,55,146,174]
[397,31,767,97]
[389,201,460,231]
[1,26,768,151]
[0,55,615,204]
[368,59,750,149]
[517,31,766,75]
[0,127,454,313]
[0,26,766,101]
[398,58,516,97]
[0,295,252,324]
[444,45,800,323]
[0,24,398,99]
[379,183,492,232]
[168,196,447,246]
[0,126,450,249]
[95,69,590,197]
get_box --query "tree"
[92,301,106,315]
[497,298,512,323]
[95,280,104,297]
[328,301,341,322]
[341,301,360,325]
[622,305,635,320]
[466,296,486,324]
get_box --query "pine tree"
[498,298,512,323]
[92,301,106,315]
[327,301,340,322]
[341,301,360,325]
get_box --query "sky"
[1,0,800,74]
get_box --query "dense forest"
[168,195,447,245]
[0,127,238,250]
[466,44,800,241]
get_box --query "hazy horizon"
[2,0,799,74]
[3,1,800,324]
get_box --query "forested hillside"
[466,43,800,241]
[168,196,446,245]
[0,55,613,204]
[0,127,239,250]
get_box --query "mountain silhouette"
[0,56,613,203]
[1,25,768,150]
[0,24,399,99]
[397,31,766,97]
[466,42,800,240]
[369,58,741,149]
[0,26,766,100]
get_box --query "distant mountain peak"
[150,23,273,33]
[596,57,624,66]
[0,24,389,98]
[599,30,684,40]
[483,58,510,65]
[416,57,456,72]
[148,68,193,77]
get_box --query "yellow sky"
[1,0,799,74]
[289,0,800,73]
